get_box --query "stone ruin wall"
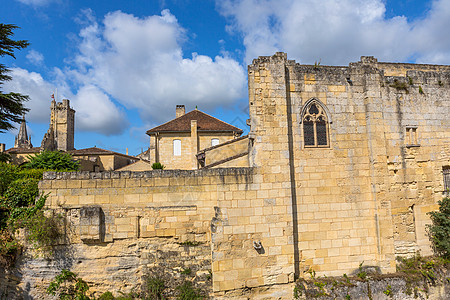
[247,53,450,277]
[1,167,296,299]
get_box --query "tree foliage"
[0,23,30,132]
[427,197,450,258]
[2,177,39,208]
[0,162,54,265]
[25,151,80,171]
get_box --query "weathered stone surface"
[0,238,212,299]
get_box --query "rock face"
[1,237,212,299]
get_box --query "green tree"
[0,23,30,133]
[427,197,450,258]
[25,151,80,171]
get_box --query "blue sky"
[2,0,449,155]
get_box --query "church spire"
[14,115,33,149]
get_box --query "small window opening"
[444,167,450,196]
[406,126,419,147]
[173,139,181,156]
[211,138,220,147]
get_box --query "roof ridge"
[193,110,242,132]
[146,109,243,134]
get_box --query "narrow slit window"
[444,167,450,196]
[173,139,181,156]
[406,126,419,147]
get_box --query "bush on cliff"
[0,162,59,265]
[47,269,90,300]
[427,197,450,258]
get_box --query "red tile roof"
[68,147,137,159]
[146,109,243,135]
[5,147,40,154]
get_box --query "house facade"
[145,105,244,169]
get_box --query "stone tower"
[14,115,33,149]
[41,99,75,151]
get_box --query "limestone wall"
[198,135,249,168]
[34,167,295,295]
[248,52,450,277]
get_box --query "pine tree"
[0,23,30,133]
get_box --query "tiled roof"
[68,147,137,159]
[146,110,243,135]
[5,147,40,154]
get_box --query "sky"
[1,0,450,155]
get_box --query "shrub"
[25,150,79,171]
[98,291,115,300]
[151,162,165,170]
[0,152,11,163]
[0,229,22,266]
[176,281,204,300]
[17,168,44,180]
[47,269,90,300]
[390,79,409,92]
[1,178,40,208]
[0,162,19,195]
[147,276,166,299]
[24,210,61,253]
[427,197,450,258]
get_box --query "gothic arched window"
[301,100,330,147]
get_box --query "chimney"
[176,105,185,118]
[0,143,5,153]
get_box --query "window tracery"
[301,100,329,147]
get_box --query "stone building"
[3,99,137,171]
[3,53,450,299]
[68,147,138,172]
[14,116,33,149]
[145,105,244,169]
[41,99,75,151]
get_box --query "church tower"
[14,115,33,149]
[41,99,75,151]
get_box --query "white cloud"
[16,0,55,6]
[73,85,129,135]
[3,68,128,136]
[5,9,245,136]
[217,0,450,65]
[2,68,55,123]
[26,50,44,65]
[67,9,246,125]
